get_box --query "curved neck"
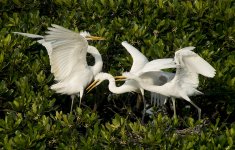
[101,73,136,94]
[88,46,103,75]
[109,79,135,94]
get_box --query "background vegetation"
[0,0,235,149]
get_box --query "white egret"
[87,41,176,94]
[14,24,104,111]
[87,72,138,93]
[116,47,216,120]
[87,41,176,122]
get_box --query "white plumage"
[87,41,176,97]
[14,24,104,111]
[86,41,177,122]
[119,47,216,120]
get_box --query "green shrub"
[0,0,235,148]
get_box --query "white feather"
[122,46,216,120]
[184,56,216,78]
[14,24,104,112]
[139,58,176,75]
[13,32,43,38]
[174,47,216,78]
[13,32,53,60]
[121,41,148,73]
[44,25,89,81]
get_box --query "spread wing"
[14,24,89,81]
[173,47,216,95]
[121,41,148,73]
[175,47,216,78]
[174,67,200,94]
[13,32,53,58]
[44,24,89,81]
[138,58,176,76]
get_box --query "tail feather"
[194,89,203,95]
[50,82,66,93]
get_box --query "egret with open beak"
[86,75,128,93]
[86,79,102,93]
[114,76,127,81]
[86,35,105,40]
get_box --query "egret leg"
[141,94,146,124]
[70,95,75,112]
[171,97,176,118]
[163,97,168,105]
[181,95,202,120]
[140,89,146,124]
[136,94,142,109]
[150,92,154,106]
[188,100,201,120]
[79,90,84,108]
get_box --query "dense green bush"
[0,0,235,148]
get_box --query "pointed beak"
[86,80,100,93]
[114,76,127,81]
[86,35,105,40]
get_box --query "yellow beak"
[86,80,100,93]
[86,35,105,40]
[114,76,127,81]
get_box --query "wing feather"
[138,58,176,75]
[14,24,88,80]
[184,55,216,78]
[175,47,216,78]
[13,32,53,61]
[44,25,89,81]
[121,41,148,73]
[13,32,43,38]
[173,46,216,96]
[14,25,89,81]
[50,24,74,33]
[174,67,200,97]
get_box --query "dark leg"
[141,94,146,124]
[70,95,75,112]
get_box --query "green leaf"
[227,137,233,146]
[13,100,20,109]
[3,34,11,46]
[13,0,22,6]
[32,103,37,113]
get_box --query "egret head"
[86,73,111,93]
[115,72,136,81]
[122,72,134,78]
[80,31,105,40]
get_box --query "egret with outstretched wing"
[14,24,104,111]
[87,41,176,122]
[116,47,216,120]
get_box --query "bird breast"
[58,68,93,94]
